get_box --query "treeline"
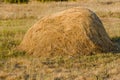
[4,0,29,3]
[2,0,73,3]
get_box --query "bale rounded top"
[19,7,116,57]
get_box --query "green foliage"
[4,0,29,3]
[3,0,76,3]
[3,0,77,3]
[37,0,68,2]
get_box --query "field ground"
[0,0,120,80]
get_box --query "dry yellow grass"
[0,0,120,80]
[0,1,119,19]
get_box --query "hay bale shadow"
[112,37,120,53]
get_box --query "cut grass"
[0,1,120,79]
[0,18,119,80]
[0,53,119,80]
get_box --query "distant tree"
[0,0,4,3]
[4,0,29,3]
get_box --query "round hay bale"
[19,7,115,57]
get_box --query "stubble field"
[0,0,120,80]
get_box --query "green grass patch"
[0,18,36,58]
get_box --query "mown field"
[0,0,120,80]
